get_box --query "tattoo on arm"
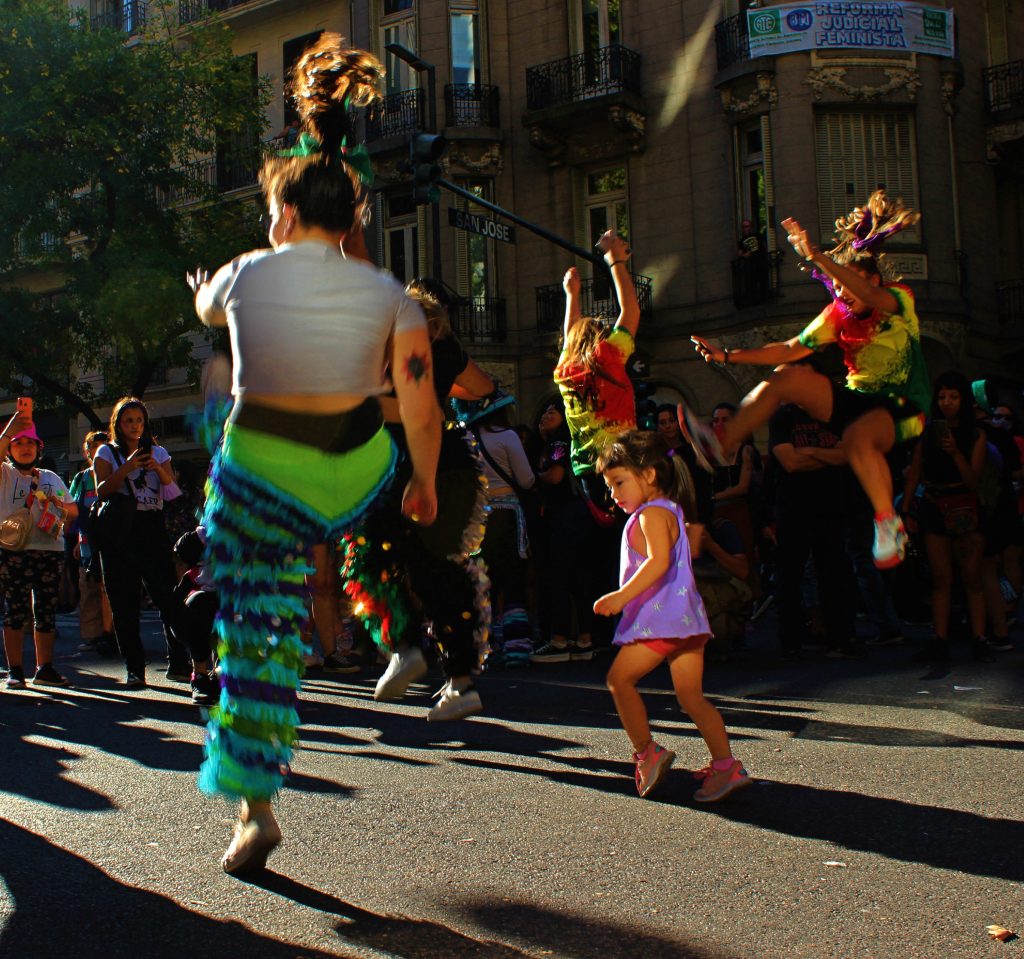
[403,351,430,386]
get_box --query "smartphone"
[139,434,153,455]
[16,396,32,418]
[933,420,951,441]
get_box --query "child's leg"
[606,643,666,753]
[667,645,732,761]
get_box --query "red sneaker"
[633,742,675,798]
[694,759,752,802]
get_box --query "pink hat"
[11,425,44,448]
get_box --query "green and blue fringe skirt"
[198,416,395,801]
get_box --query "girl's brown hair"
[108,397,149,449]
[405,277,453,341]
[596,429,697,518]
[559,316,608,377]
[259,35,383,234]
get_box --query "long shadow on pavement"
[244,870,735,959]
[452,755,1024,883]
[0,818,342,959]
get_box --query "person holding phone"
[0,404,77,689]
[902,372,989,663]
[93,397,212,694]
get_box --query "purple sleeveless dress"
[613,497,711,646]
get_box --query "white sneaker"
[374,647,428,701]
[427,684,482,722]
[872,513,907,569]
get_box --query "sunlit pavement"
[1,611,1022,959]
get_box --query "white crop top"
[206,241,426,397]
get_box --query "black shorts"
[828,382,892,435]
[827,382,918,439]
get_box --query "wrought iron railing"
[157,135,288,205]
[731,251,782,309]
[366,89,424,141]
[984,60,1024,113]
[450,297,507,343]
[526,44,642,112]
[996,280,1024,328]
[179,0,255,25]
[715,14,751,72]
[535,274,653,333]
[91,1,147,33]
[444,84,500,128]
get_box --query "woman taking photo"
[93,397,210,694]
[0,411,76,689]
[191,35,439,874]
[903,372,989,663]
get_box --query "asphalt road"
[2,612,1022,959]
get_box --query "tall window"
[456,182,497,301]
[450,3,480,84]
[283,32,324,125]
[381,1,417,96]
[582,166,629,302]
[737,119,767,236]
[383,193,420,284]
[814,110,920,244]
[579,0,621,55]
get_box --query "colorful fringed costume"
[198,404,396,800]
[342,421,491,677]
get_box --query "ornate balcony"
[997,280,1024,328]
[157,135,288,205]
[523,44,646,166]
[984,60,1024,115]
[715,15,751,72]
[535,274,653,333]
[365,89,424,144]
[91,1,147,33]
[731,251,782,310]
[450,297,507,343]
[179,0,261,25]
[444,84,500,129]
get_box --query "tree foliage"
[0,0,270,424]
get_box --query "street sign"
[447,207,516,244]
[627,351,650,379]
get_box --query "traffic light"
[634,380,657,430]
[409,132,446,204]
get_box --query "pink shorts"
[631,635,710,658]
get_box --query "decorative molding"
[607,105,647,153]
[528,124,567,168]
[804,66,922,102]
[986,120,1024,161]
[719,72,778,116]
[924,319,967,360]
[448,143,504,174]
[939,70,960,117]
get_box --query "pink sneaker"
[694,759,752,802]
[634,742,675,798]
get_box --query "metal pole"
[427,65,441,283]
[438,179,610,274]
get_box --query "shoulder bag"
[88,447,139,554]
[0,470,40,551]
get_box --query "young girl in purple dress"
[594,430,751,802]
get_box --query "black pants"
[99,511,192,676]
[776,511,856,652]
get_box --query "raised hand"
[781,217,818,261]
[690,335,725,365]
[562,266,581,296]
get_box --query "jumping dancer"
[595,430,751,801]
[189,35,439,873]
[554,230,640,514]
[685,190,929,568]
[344,278,493,722]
